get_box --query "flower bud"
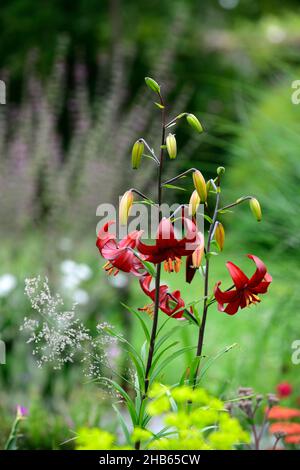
[131,139,144,169]
[215,222,225,251]
[192,244,204,268]
[16,405,28,420]
[188,190,200,216]
[186,114,203,133]
[145,77,160,94]
[192,234,204,269]
[119,190,133,225]
[192,170,207,202]
[249,198,262,222]
[166,133,177,159]
[217,166,225,176]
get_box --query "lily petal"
[226,261,248,289]
[247,254,267,288]
[214,282,239,303]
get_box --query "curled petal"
[214,282,239,303]
[247,254,267,288]
[96,221,116,251]
[252,273,272,294]
[226,261,248,289]
[119,230,143,249]
[223,298,242,315]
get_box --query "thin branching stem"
[161,168,197,187]
[139,138,160,165]
[218,196,253,213]
[130,188,153,202]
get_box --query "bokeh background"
[0,0,300,449]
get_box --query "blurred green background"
[1,0,300,449]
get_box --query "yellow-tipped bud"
[192,170,207,202]
[166,133,177,159]
[119,190,133,225]
[131,139,144,169]
[192,244,204,268]
[215,222,225,251]
[249,198,262,222]
[188,190,200,216]
[186,113,203,133]
[145,77,160,94]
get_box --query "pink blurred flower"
[277,382,293,399]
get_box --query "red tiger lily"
[214,254,272,315]
[96,220,145,277]
[137,217,201,273]
[138,274,185,318]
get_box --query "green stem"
[161,168,197,187]
[5,418,20,450]
[193,178,221,387]
[135,92,166,450]
[218,196,253,213]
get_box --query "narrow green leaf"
[163,184,187,191]
[203,214,213,223]
[121,303,151,343]
[188,356,201,386]
[100,378,138,425]
[112,404,131,444]
[128,351,145,391]
[206,251,218,259]
[218,209,233,214]
[182,309,199,326]
[199,343,238,380]
[150,346,196,385]
[140,260,157,278]
[149,341,179,374]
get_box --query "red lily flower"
[96,220,145,277]
[214,254,272,315]
[138,274,185,318]
[137,217,201,273]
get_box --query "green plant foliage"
[226,77,300,254]
[75,384,249,450]
[147,384,250,450]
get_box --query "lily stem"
[218,196,253,213]
[193,177,221,387]
[161,168,197,187]
[135,92,166,450]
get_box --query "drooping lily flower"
[214,254,272,315]
[96,221,145,277]
[137,217,201,273]
[138,274,185,318]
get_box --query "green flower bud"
[131,139,144,169]
[192,170,207,202]
[186,114,203,133]
[166,133,177,159]
[249,198,262,222]
[188,190,200,216]
[119,190,134,225]
[217,166,225,176]
[145,77,160,94]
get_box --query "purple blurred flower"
[16,405,28,419]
